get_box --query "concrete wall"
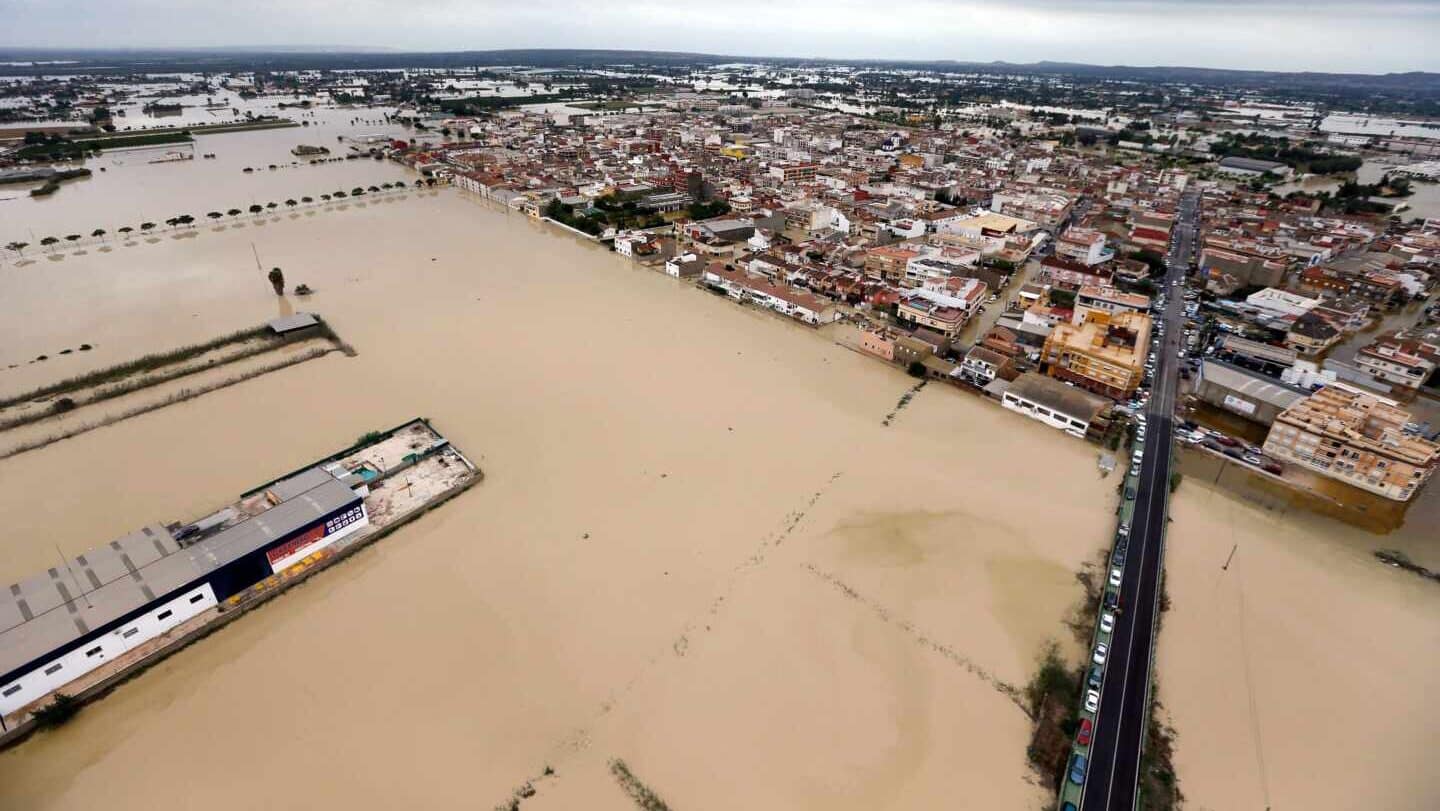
[0,582,217,717]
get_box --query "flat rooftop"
[0,471,359,685]
[1199,359,1309,410]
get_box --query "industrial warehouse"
[0,419,479,727]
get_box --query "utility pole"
[1222,543,1238,571]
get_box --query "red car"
[1077,717,1093,746]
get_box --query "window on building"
[122,628,139,638]
[189,593,205,604]
[156,610,173,621]
[2,685,20,697]
[86,646,102,657]
[44,663,64,676]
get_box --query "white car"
[1093,643,1109,666]
[1086,689,1100,713]
[1109,567,1123,588]
[1100,612,1115,634]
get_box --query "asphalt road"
[1080,190,1198,810]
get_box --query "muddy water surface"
[0,191,1117,809]
[1159,468,1440,810]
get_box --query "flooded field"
[0,181,1117,808]
[2,119,1436,809]
[1273,160,1440,221]
[0,120,411,247]
[1159,457,1440,810]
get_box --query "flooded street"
[0,179,1116,808]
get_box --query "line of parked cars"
[1178,421,1283,475]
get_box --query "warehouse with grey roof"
[0,468,367,717]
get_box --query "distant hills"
[1,47,1436,94]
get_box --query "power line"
[1233,553,1273,810]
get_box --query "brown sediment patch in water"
[804,562,1029,714]
[0,192,1111,810]
[986,554,1081,664]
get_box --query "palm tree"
[40,236,59,252]
[176,214,195,228]
[268,266,285,295]
[334,190,347,198]
[284,198,297,208]
[265,201,278,211]
[227,208,242,217]
[91,228,107,242]
[367,185,379,193]
[320,194,331,202]
[301,196,313,204]
[6,240,30,257]
[64,234,82,245]
[207,211,223,222]
[414,179,425,188]
[165,217,179,228]
[351,187,364,196]
[248,204,263,216]
[140,222,156,232]
[117,226,134,238]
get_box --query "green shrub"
[33,693,81,728]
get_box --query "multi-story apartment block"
[1073,285,1151,326]
[1041,310,1151,399]
[1262,386,1440,501]
[1055,227,1111,266]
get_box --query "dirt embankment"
[0,321,350,458]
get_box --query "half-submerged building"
[0,467,368,716]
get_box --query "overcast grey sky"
[3,0,1437,74]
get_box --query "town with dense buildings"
[284,68,1440,508]
[2,51,1439,810]
[4,60,1440,510]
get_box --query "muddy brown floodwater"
[1159,455,1440,810]
[0,189,1121,809]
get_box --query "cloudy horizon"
[2,0,1437,74]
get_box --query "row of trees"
[1209,133,1363,175]
[4,178,440,258]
